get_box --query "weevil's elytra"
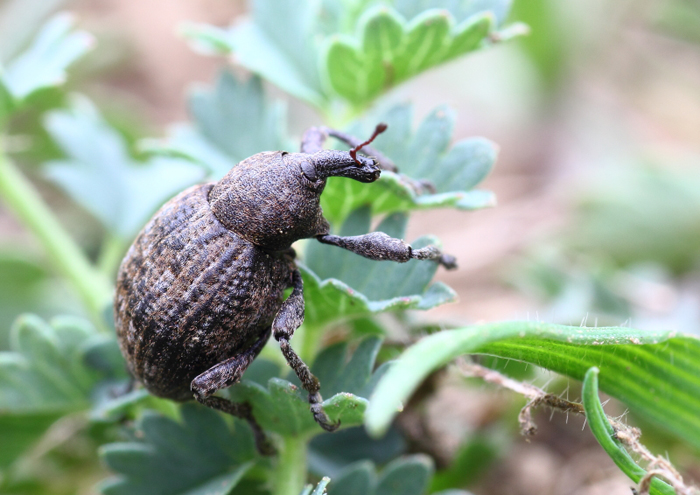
[114,124,457,455]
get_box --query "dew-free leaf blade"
[99,404,256,495]
[145,72,289,180]
[1,13,93,102]
[0,315,106,466]
[364,321,700,452]
[43,97,204,239]
[183,0,326,106]
[321,4,521,108]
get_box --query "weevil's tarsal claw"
[310,392,340,432]
[439,253,458,270]
[411,245,458,270]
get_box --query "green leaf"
[309,425,406,478]
[99,404,256,495]
[0,314,104,465]
[326,455,433,495]
[301,477,331,495]
[429,434,499,492]
[321,104,496,225]
[43,96,204,239]
[0,314,102,414]
[184,1,521,110]
[364,321,700,452]
[300,208,456,330]
[0,412,63,468]
[395,0,513,26]
[183,0,326,107]
[582,367,675,495]
[229,336,385,437]
[145,72,289,180]
[321,6,520,107]
[0,13,93,102]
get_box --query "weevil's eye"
[300,160,318,182]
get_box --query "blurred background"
[1,0,700,494]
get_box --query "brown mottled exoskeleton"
[114,124,456,455]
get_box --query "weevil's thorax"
[209,151,330,252]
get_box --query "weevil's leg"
[272,269,339,432]
[191,329,275,456]
[316,232,458,270]
[320,126,398,172]
[301,127,328,154]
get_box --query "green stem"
[0,147,112,332]
[274,435,308,495]
[97,232,126,278]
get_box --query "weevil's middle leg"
[272,269,339,432]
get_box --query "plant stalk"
[0,147,112,332]
[274,434,308,495]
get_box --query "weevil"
[114,124,456,454]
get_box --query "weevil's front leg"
[191,330,275,456]
[317,232,457,270]
[272,269,339,432]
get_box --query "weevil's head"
[293,150,381,187]
[209,124,386,251]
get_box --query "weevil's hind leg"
[317,232,457,270]
[272,269,339,432]
[191,329,275,456]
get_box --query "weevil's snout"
[311,150,381,183]
[351,155,381,183]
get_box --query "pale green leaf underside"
[0,13,93,102]
[364,322,700,453]
[43,97,204,239]
[145,72,290,180]
[582,368,674,495]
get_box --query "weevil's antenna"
[350,123,387,165]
